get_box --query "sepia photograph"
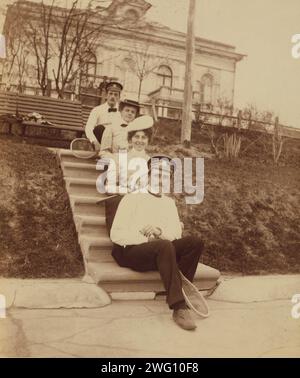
[0,0,299,362]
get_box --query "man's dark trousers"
[112,236,204,308]
[105,195,123,235]
[93,125,105,143]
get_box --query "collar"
[105,102,119,110]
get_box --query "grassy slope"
[0,137,84,278]
[0,118,299,276]
[151,120,300,274]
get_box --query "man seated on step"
[100,99,153,157]
[85,81,123,150]
[110,156,204,331]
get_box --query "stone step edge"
[88,262,220,283]
[58,148,96,159]
[70,195,106,205]
[79,235,112,246]
[61,161,98,170]
[64,177,97,186]
[74,214,106,228]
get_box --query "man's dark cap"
[105,81,123,92]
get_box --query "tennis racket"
[180,271,210,318]
[70,138,99,159]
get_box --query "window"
[81,52,97,85]
[200,74,213,104]
[157,65,173,88]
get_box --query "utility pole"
[181,0,196,147]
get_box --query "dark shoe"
[173,309,197,331]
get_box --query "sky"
[1,0,300,128]
[146,0,300,128]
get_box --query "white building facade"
[1,0,244,110]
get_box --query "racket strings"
[180,272,210,318]
[70,138,99,159]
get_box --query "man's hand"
[140,225,162,239]
[99,150,113,159]
[91,140,100,153]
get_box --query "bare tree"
[3,0,160,99]
[127,41,167,101]
[51,0,95,98]
[2,1,30,92]
[51,0,135,99]
[23,0,55,95]
[6,0,141,98]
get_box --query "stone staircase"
[57,148,221,296]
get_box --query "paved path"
[1,298,299,357]
[1,275,299,357]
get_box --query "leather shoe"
[173,309,197,330]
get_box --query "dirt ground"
[0,136,84,278]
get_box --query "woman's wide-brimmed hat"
[126,115,154,132]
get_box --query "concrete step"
[88,262,221,293]
[57,148,221,299]
[61,160,97,169]
[79,235,113,263]
[61,161,100,180]
[74,215,107,236]
[64,177,105,197]
[58,148,98,164]
[70,195,105,217]
[88,249,113,263]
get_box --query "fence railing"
[0,90,299,140]
[143,102,300,140]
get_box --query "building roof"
[4,0,245,62]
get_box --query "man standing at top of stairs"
[85,82,123,150]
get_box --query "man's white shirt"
[110,192,182,246]
[85,102,121,144]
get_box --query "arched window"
[200,74,213,104]
[157,65,173,88]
